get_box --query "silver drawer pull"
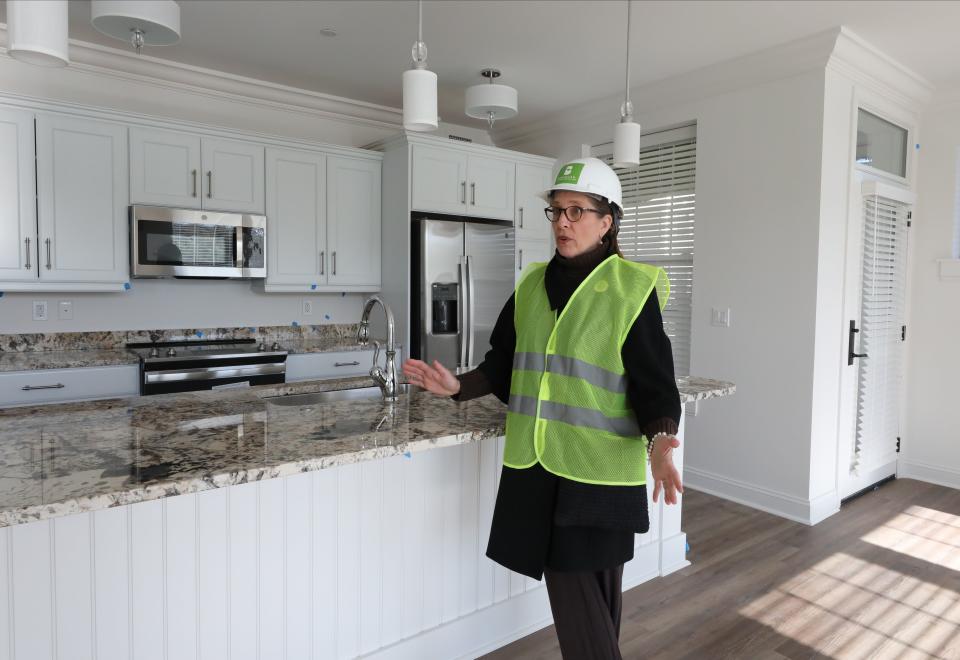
[192,169,197,197]
[25,237,31,270]
[22,383,65,391]
[207,170,213,198]
[45,238,52,270]
[334,361,360,367]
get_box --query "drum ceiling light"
[613,0,641,167]
[402,0,438,132]
[90,0,181,55]
[465,69,518,129]
[6,0,70,67]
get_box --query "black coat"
[455,247,681,579]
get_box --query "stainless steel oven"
[131,205,266,279]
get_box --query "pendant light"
[6,0,70,67]
[465,68,518,129]
[613,0,641,167]
[402,0,438,132]
[90,1,181,55]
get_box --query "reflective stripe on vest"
[503,255,669,486]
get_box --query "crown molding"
[366,131,554,165]
[0,24,402,130]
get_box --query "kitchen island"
[0,375,733,660]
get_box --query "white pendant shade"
[465,83,518,123]
[613,120,642,167]
[91,0,181,46]
[402,68,438,132]
[6,0,70,67]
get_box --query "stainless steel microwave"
[130,205,266,279]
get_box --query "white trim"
[684,466,839,526]
[861,180,916,205]
[938,259,960,280]
[898,461,960,491]
[370,131,554,167]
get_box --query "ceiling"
[4,1,959,130]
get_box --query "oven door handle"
[144,362,286,384]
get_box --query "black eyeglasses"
[544,205,606,223]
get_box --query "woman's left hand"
[650,435,684,505]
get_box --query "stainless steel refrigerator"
[411,217,515,372]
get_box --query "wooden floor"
[484,478,960,659]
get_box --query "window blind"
[852,195,909,474]
[172,222,234,267]
[600,136,696,377]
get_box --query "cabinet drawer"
[286,347,402,382]
[0,365,140,407]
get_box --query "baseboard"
[685,466,838,525]
[899,459,960,491]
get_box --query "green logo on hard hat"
[554,163,584,185]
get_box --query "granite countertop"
[0,375,734,528]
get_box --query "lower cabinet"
[285,347,404,381]
[0,365,139,408]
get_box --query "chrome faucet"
[358,294,398,400]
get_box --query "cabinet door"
[0,108,37,283]
[129,127,202,209]
[36,114,128,283]
[515,163,552,241]
[201,137,265,214]
[411,144,467,215]
[327,156,381,287]
[515,237,554,285]
[265,148,326,288]
[467,155,515,221]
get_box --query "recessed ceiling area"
[2,1,958,130]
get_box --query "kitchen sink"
[264,383,421,406]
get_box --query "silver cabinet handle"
[25,237,31,270]
[334,361,360,367]
[22,383,65,391]
[320,251,325,275]
[461,181,466,204]
[45,238,51,270]
[191,169,197,197]
[519,207,524,228]
[332,251,336,275]
[207,171,212,198]
[470,182,476,205]
[518,248,523,271]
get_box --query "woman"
[402,157,683,659]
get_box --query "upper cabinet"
[0,108,37,283]
[515,162,553,242]
[130,128,265,214]
[411,144,515,221]
[36,114,128,285]
[326,156,381,287]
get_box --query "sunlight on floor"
[860,505,960,571]
[738,549,960,659]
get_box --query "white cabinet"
[0,108,37,283]
[265,149,380,292]
[202,137,265,214]
[515,237,554,284]
[286,349,375,381]
[130,129,264,214]
[327,156,381,287]
[36,114,128,284]
[515,162,553,241]
[0,365,139,407]
[411,144,515,221]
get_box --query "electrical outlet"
[302,298,313,316]
[32,300,48,321]
[711,307,732,327]
[58,300,73,320]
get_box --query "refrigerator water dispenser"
[431,283,458,334]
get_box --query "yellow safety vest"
[504,255,669,486]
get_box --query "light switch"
[58,300,73,320]
[32,300,48,321]
[711,307,731,327]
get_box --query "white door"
[129,127,202,209]
[265,148,326,288]
[515,163,552,241]
[515,237,553,284]
[838,182,913,499]
[467,155,515,221]
[201,137,265,214]
[0,108,37,283]
[327,156,381,287]
[36,114,128,284]
[411,144,467,215]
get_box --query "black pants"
[543,563,625,660]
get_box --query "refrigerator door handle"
[466,254,476,368]
[458,257,468,369]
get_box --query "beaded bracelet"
[647,431,676,462]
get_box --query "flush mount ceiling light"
[402,0,438,132]
[6,0,70,67]
[613,0,641,167]
[465,69,518,129]
[90,0,181,55]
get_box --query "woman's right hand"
[401,358,461,397]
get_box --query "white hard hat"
[538,157,623,213]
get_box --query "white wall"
[0,30,491,334]
[900,95,960,489]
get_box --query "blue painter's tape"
[311,283,317,290]
[324,314,330,320]
[292,321,299,327]
[686,542,690,553]
[0,292,4,298]
[916,143,921,149]
[248,326,256,332]
[403,451,412,459]
[196,330,204,338]
[341,292,346,297]
[123,282,131,290]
